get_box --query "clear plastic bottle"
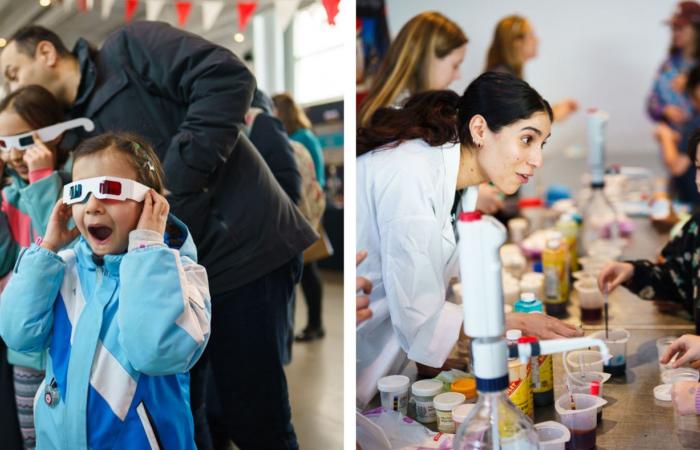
[452,390,538,450]
[581,186,618,255]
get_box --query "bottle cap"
[506,329,522,341]
[450,378,477,398]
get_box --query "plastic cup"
[555,394,607,450]
[675,410,700,448]
[508,217,528,243]
[574,279,604,321]
[657,336,677,372]
[565,350,605,373]
[567,371,611,422]
[590,329,630,377]
[662,367,700,385]
[534,421,571,450]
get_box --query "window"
[291,2,347,104]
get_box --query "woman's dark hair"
[357,71,553,156]
[73,132,165,194]
[0,84,69,167]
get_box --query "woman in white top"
[356,72,582,407]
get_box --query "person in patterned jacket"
[599,128,700,333]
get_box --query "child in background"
[0,132,211,449]
[0,85,71,450]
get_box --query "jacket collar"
[72,38,98,112]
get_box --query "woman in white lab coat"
[355,71,582,407]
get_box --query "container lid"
[451,378,477,398]
[459,211,482,222]
[546,238,561,249]
[520,293,536,302]
[452,403,476,423]
[519,197,544,208]
[411,379,443,397]
[433,392,466,411]
[377,375,410,393]
[654,383,672,402]
[506,329,522,341]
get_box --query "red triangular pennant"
[125,0,139,22]
[176,2,192,27]
[237,1,257,32]
[321,0,340,25]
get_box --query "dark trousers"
[0,340,22,450]
[192,256,301,450]
[300,262,323,329]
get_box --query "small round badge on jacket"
[45,379,60,407]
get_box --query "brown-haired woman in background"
[360,11,503,215]
[273,92,328,342]
[485,15,578,122]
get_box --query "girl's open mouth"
[88,225,113,242]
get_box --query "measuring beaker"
[534,421,571,450]
[555,394,607,450]
[564,350,605,373]
[590,329,630,377]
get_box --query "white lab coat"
[356,138,464,407]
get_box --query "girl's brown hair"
[358,11,468,127]
[272,92,312,135]
[485,15,531,79]
[73,132,165,194]
[0,84,69,167]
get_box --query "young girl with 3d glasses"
[0,132,211,449]
[0,84,80,449]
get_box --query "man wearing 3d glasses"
[0,22,317,450]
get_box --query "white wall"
[385,0,680,157]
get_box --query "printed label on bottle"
[436,409,455,433]
[532,355,553,394]
[544,267,562,303]
[508,361,533,417]
[415,399,436,423]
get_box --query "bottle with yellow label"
[513,294,554,406]
[556,214,579,273]
[506,329,533,418]
[542,237,567,317]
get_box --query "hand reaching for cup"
[660,334,700,369]
[597,262,634,294]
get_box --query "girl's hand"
[661,334,700,368]
[597,262,634,293]
[672,381,699,416]
[42,199,80,253]
[137,190,169,235]
[23,134,56,173]
[664,105,688,125]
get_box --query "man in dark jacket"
[1,22,317,450]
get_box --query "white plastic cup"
[555,394,607,449]
[411,379,443,424]
[508,218,528,243]
[574,279,604,310]
[662,368,700,385]
[675,409,700,448]
[520,272,545,301]
[378,375,410,415]
[657,336,677,372]
[565,350,605,373]
[534,421,571,450]
[590,329,630,375]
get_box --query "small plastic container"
[590,329,630,377]
[520,272,545,302]
[565,350,605,373]
[411,379,443,424]
[662,367,700,385]
[574,279,604,322]
[657,336,677,372]
[534,421,571,450]
[450,377,477,403]
[519,197,545,231]
[503,280,521,306]
[555,393,607,450]
[452,403,477,430]
[508,217,528,243]
[378,375,410,415]
[433,392,465,433]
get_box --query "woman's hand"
[505,312,582,339]
[663,105,688,125]
[661,334,700,369]
[42,200,80,253]
[597,262,634,294]
[136,190,170,236]
[672,381,699,416]
[356,250,373,325]
[23,133,56,173]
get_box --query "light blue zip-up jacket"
[0,215,211,449]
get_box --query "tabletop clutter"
[358,165,700,450]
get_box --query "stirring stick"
[566,379,576,410]
[604,282,610,340]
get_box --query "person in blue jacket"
[0,132,211,450]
